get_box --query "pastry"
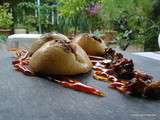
[29,40,92,75]
[74,33,106,56]
[29,32,70,55]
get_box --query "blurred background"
[0,0,160,52]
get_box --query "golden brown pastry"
[74,33,106,56]
[29,40,92,75]
[29,32,70,55]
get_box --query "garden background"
[0,0,160,51]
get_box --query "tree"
[144,0,160,51]
[152,0,160,21]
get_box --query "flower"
[86,3,101,16]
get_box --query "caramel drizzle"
[11,50,104,97]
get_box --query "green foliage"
[1,0,159,51]
[99,0,154,50]
[57,0,87,34]
[17,2,35,10]
[0,3,13,28]
[113,11,146,50]
[58,0,86,17]
[16,1,58,32]
[152,0,160,20]
[24,15,37,32]
[144,20,160,51]
[143,0,160,51]
[16,2,36,31]
[100,0,152,28]
[0,34,7,42]
[57,0,104,34]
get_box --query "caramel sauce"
[11,50,104,97]
[90,55,128,93]
[91,56,115,82]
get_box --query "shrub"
[0,3,13,28]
